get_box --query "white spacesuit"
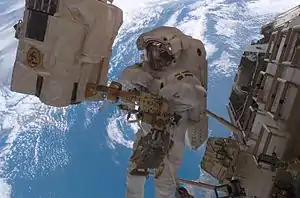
[118,26,209,198]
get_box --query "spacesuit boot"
[154,128,186,198]
[126,129,147,198]
[126,120,187,198]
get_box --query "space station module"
[11,0,123,107]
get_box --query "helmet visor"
[145,42,174,70]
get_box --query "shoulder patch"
[174,70,194,80]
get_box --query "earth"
[0,0,299,197]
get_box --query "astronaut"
[118,26,209,198]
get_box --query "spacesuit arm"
[159,73,206,113]
[118,63,161,94]
[159,73,208,150]
[118,63,152,89]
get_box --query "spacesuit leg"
[154,139,185,198]
[126,129,146,198]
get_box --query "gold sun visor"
[136,26,185,56]
[10,0,123,107]
[144,41,175,70]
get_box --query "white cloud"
[164,9,181,26]
[114,0,181,14]
[215,18,239,38]
[0,89,71,184]
[211,51,235,77]
[0,28,16,51]
[106,110,134,149]
[165,1,219,58]
[247,0,299,16]
[83,101,104,129]
[0,179,11,198]
[0,0,24,15]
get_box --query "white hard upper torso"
[119,62,207,145]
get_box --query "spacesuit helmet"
[144,41,175,70]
